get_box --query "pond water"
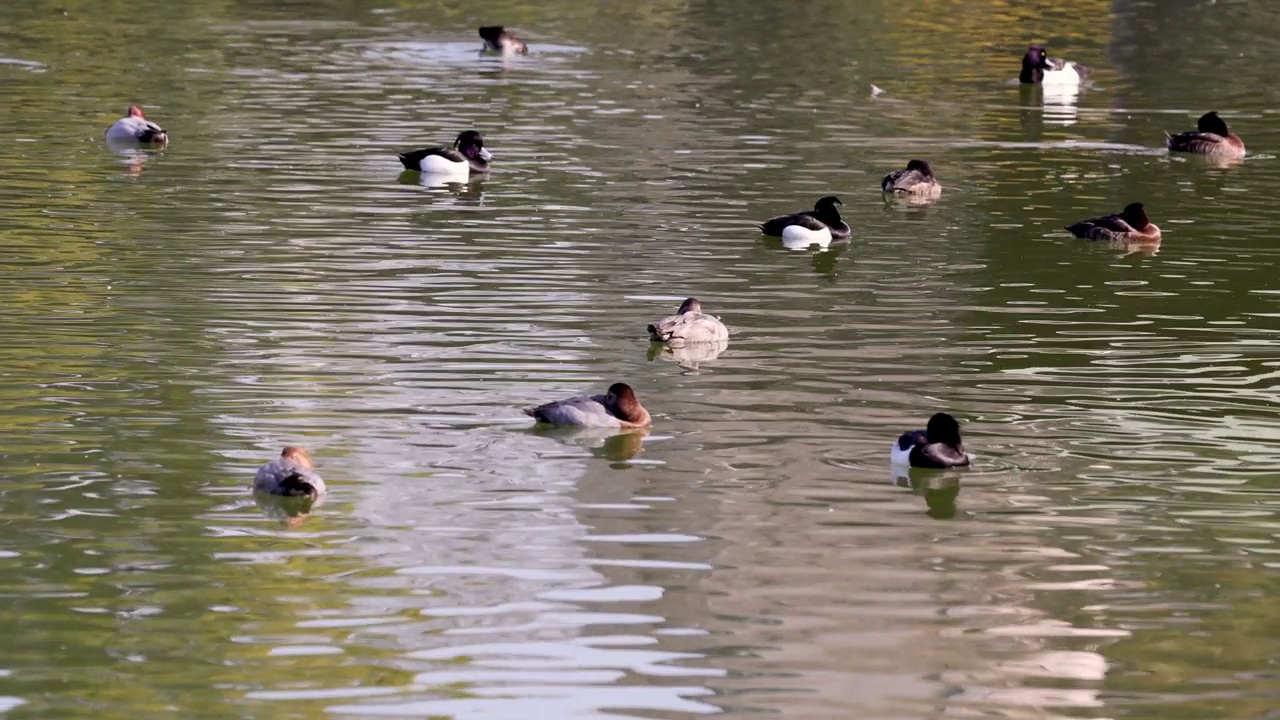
[2,0,1279,717]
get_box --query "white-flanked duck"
[1165,111,1245,159]
[398,130,493,180]
[105,105,168,145]
[890,413,971,469]
[882,159,942,199]
[1066,202,1161,243]
[253,446,326,500]
[479,26,528,55]
[647,298,729,346]
[524,383,651,429]
[758,195,851,246]
[1019,45,1089,86]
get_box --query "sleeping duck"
[253,446,326,500]
[1165,111,1245,159]
[1066,202,1161,243]
[890,413,970,469]
[1019,45,1089,86]
[647,298,729,346]
[105,105,168,145]
[758,195,851,246]
[524,383,651,429]
[479,26,528,55]
[397,130,493,180]
[882,159,942,199]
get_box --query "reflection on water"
[1,0,1280,718]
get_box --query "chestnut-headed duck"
[398,130,492,179]
[105,105,168,145]
[479,26,528,55]
[758,195,851,246]
[524,383,651,429]
[253,446,326,499]
[1165,111,1245,158]
[647,298,729,346]
[882,159,942,199]
[1019,45,1088,86]
[890,413,971,469]
[1066,202,1161,243]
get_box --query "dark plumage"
[882,159,942,197]
[397,130,492,173]
[892,413,970,469]
[758,196,851,239]
[1165,111,1245,158]
[1065,202,1162,243]
[479,26,528,55]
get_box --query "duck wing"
[912,442,970,469]
[524,394,621,427]
[1066,212,1134,240]
[1048,57,1090,78]
[1166,130,1226,154]
[398,146,464,170]
[759,212,829,237]
[882,168,927,193]
[647,312,683,342]
[654,312,728,344]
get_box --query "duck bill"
[478,148,493,161]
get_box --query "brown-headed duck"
[398,130,492,179]
[647,298,729,346]
[253,446,326,499]
[1066,203,1161,243]
[479,26,528,55]
[524,383,651,429]
[105,105,168,145]
[1165,111,1245,159]
[891,413,971,469]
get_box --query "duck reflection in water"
[529,426,649,463]
[647,338,728,371]
[890,468,961,520]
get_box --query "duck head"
[127,104,147,119]
[906,159,934,177]
[925,413,963,449]
[1121,202,1150,230]
[812,195,843,224]
[677,297,702,314]
[1020,45,1051,82]
[280,446,313,469]
[454,130,494,161]
[1197,111,1230,136]
[478,26,508,49]
[606,383,647,423]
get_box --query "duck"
[253,446,326,499]
[524,383,652,429]
[1165,111,1245,158]
[647,298,729,346]
[890,413,971,469]
[1019,45,1089,86]
[882,159,942,199]
[105,105,168,145]
[397,130,492,179]
[1065,202,1161,243]
[479,26,528,55]
[758,196,851,245]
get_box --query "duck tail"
[398,149,428,170]
[278,472,318,499]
